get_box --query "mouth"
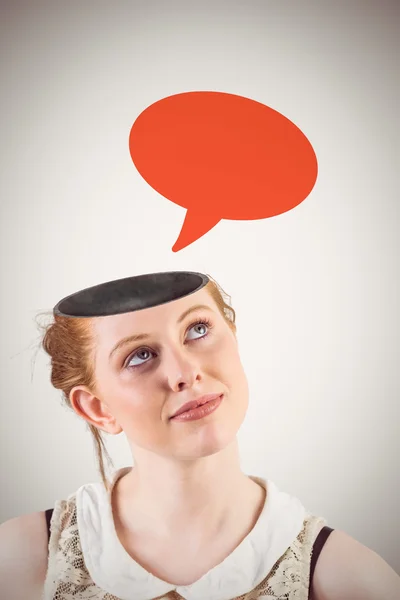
[170,393,223,419]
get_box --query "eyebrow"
[108,304,213,360]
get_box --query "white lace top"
[43,467,327,600]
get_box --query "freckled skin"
[88,288,249,460]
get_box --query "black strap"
[45,508,54,542]
[308,526,334,598]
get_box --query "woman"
[0,271,398,600]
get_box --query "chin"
[175,416,244,460]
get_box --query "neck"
[112,439,264,543]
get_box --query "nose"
[163,346,200,392]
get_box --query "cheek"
[209,333,244,374]
[96,367,160,422]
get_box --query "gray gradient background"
[1,0,399,573]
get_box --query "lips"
[170,393,222,419]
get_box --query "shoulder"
[0,511,49,599]
[311,529,400,600]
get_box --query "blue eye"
[125,319,212,369]
[127,348,153,368]
[186,321,210,341]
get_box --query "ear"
[69,386,123,435]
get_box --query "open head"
[41,272,249,489]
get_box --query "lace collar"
[76,467,306,600]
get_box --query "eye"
[126,347,154,368]
[125,319,212,370]
[186,320,211,341]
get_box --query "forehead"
[92,287,217,341]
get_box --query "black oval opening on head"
[53,271,209,318]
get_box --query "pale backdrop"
[0,0,399,573]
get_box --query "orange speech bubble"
[129,91,318,252]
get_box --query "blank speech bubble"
[129,91,318,252]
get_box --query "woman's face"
[88,287,249,460]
